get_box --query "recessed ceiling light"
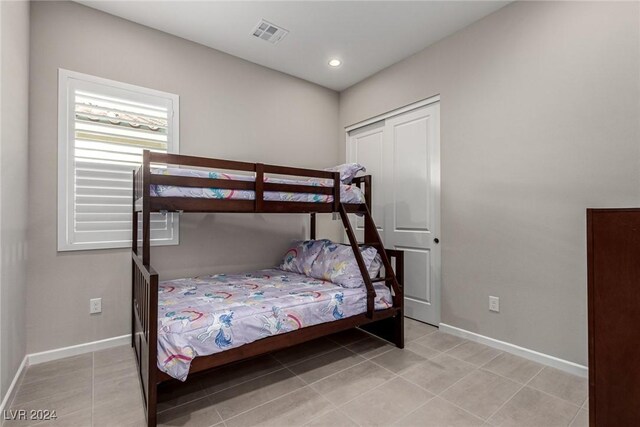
[328,59,342,67]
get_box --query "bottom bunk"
[132,246,404,426]
[157,268,395,381]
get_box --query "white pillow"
[324,163,366,184]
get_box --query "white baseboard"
[0,335,131,417]
[28,334,131,365]
[439,323,588,378]
[0,355,28,414]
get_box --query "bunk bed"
[132,150,404,427]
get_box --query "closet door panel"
[347,122,385,242]
[384,104,440,325]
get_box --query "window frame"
[57,68,180,251]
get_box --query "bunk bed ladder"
[339,205,376,318]
[338,203,403,317]
[354,202,404,348]
[350,175,402,306]
[362,204,402,307]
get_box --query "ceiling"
[77,1,510,91]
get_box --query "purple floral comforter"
[157,268,392,380]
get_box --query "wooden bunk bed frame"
[132,150,404,427]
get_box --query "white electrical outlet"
[489,296,500,313]
[90,298,102,314]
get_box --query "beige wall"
[25,0,640,365]
[27,1,340,353]
[0,0,29,398]
[340,1,640,365]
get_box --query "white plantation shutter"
[58,69,179,251]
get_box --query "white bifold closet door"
[347,102,441,326]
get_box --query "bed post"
[332,172,340,212]
[360,249,405,348]
[135,150,158,426]
[310,213,316,240]
[391,249,405,348]
[363,175,372,210]
[362,175,376,244]
[132,169,138,348]
[147,272,158,427]
[142,150,151,267]
[132,255,159,427]
[255,163,264,212]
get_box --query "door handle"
[434,238,440,244]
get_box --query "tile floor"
[3,319,588,427]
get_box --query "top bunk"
[133,150,371,214]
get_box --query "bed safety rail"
[133,150,349,214]
[131,252,158,427]
[351,175,372,210]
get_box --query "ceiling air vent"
[252,19,288,44]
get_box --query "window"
[58,69,179,251]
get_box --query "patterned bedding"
[150,167,366,204]
[157,268,392,380]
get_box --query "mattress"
[157,268,392,380]
[150,167,366,204]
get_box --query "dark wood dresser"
[587,208,640,426]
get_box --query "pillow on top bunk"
[309,242,381,288]
[324,163,366,184]
[279,239,329,276]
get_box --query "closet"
[346,100,441,325]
